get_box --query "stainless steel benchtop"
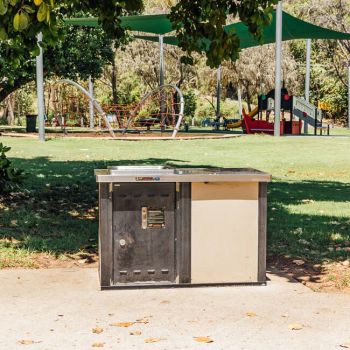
[95,166,271,183]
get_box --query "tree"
[220,44,302,110]
[0,0,278,69]
[0,26,113,104]
[194,43,301,112]
[0,0,143,57]
[169,0,279,67]
[99,38,199,105]
[121,40,198,91]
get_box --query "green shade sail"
[64,14,172,35]
[64,10,350,49]
[231,11,350,49]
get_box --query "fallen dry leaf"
[340,341,350,348]
[194,336,214,343]
[246,312,257,317]
[288,323,303,330]
[130,330,142,336]
[144,337,162,343]
[292,259,305,266]
[136,318,150,324]
[10,220,18,227]
[18,340,36,345]
[92,327,104,334]
[301,199,315,204]
[92,342,105,348]
[110,322,135,328]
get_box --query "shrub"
[0,117,8,125]
[194,98,241,126]
[117,73,142,105]
[0,143,25,194]
[183,90,197,119]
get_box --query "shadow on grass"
[0,157,214,257]
[1,157,349,269]
[268,180,350,262]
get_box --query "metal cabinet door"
[112,182,176,284]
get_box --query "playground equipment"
[54,79,116,137]
[104,84,185,138]
[51,82,185,139]
[243,106,281,135]
[51,88,88,129]
[293,97,330,135]
[225,119,243,130]
[243,88,330,136]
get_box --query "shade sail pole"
[159,35,165,87]
[216,65,222,119]
[36,32,45,142]
[304,38,312,134]
[274,1,283,137]
[237,86,243,119]
[305,39,311,102]
[89,75,94,129]
[159,35,166,131]
[348,65,350,129]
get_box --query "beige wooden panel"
[191,182,259,283]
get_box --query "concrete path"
[1,268,349,350]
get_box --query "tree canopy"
[169,0,278,67]
[0,26,113,103]
[0,0,278,68]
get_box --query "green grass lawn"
[1,124,348,136]
[1,133,350,268]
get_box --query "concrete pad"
[0,268,349,350]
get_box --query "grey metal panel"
[99,183,113,288]
[95,168,272,183]
[258,182,268,283]
[176,183,191,284]
[101,281,266,290]
[112,183,176,284]
[96,174,272,183]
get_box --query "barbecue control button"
[119,239,126,247]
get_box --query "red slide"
[243,109,284,135]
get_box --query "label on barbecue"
[135,176,161,182]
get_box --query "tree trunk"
[0,77,33,104]
[111,52,118,104]
[0,86,18,105]
[46,83,52,116]
[245,85,252,113]
[6,95,15,125]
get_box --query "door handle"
[141,207,148,229]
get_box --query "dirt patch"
[1,132,111,139]
[1,131,239,140]
[1,251,99,270]
[35,252,99,269]
[269,256,350,294]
